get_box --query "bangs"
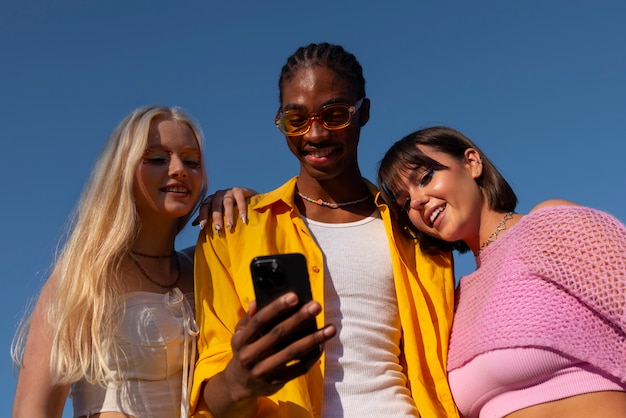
[379,144,447,205]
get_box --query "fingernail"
[215,224,222,234]
[198,220,206,230]
[241,214,247,224]
[226,221,233,231]
[307,302,321,315]
[323,326,335,337]
[285,293,298,305]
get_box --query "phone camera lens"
[254,261,287,290]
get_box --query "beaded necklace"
[129,252,181,289]
[296,190,372,209]
[131,250,176,259]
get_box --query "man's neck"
[294,175,376,223]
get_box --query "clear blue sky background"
[2,1,625,416]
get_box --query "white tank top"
[304,211,419,417]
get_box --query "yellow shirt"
[191,177,459,417]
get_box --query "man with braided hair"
[191,43,459,418]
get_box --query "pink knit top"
[447,205,626,415]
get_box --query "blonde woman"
[12,105,207,418]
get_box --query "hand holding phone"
[250,253,321,363]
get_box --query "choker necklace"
[296,190,372,209]
[475,211,515,257]
[131,250,176,259]
[130,252,181,289]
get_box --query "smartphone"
[250,253,321,363]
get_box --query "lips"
[161,185,189,194]
[303,140,341,155]
[428,204,446,226]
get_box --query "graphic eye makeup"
[182,151,202,169]
[142,149,202,168]
[143,156,169,165]
[184,159,201,169]
[417,167,435,187]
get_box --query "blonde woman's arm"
[13,271,70,418]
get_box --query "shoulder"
[249,177,297,209]
[529,199,578,213]
[527,201,622,229]
[520,203,626,248]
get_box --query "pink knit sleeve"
[519,206,626,332]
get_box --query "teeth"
[309,149,333,158]
[430,206,444,224]
[163,187,187,193]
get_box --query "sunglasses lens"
[277,102,357,135]
[320,105,351,128]
[280,111,310,134]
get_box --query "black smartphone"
[250,253,321,363]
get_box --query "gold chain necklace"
[130,252,181,289]
[475,211,515,257]
[296,190,372,209]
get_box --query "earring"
[472,159,482,174]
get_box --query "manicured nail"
[241,214,248,224]
[215,224,222,234]
[198,220,206,230]
[226,221,233,231]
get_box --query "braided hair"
[278,43,366,102]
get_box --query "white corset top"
[71,288,198,418]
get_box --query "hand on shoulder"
[530,199,578,213]
[193,187,258,232]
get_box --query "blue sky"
[2,1,625,416]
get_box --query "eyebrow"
[145,145,201,154]
[401,166,421,187]
[393,166,427,198]
[282,97,351,112]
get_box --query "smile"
[430,205,445,225]
[307,148,335,158]
[162,186,189,193]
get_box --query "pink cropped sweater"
[448,206,626,382]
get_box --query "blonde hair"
[12,105,207,384]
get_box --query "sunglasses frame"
[275,98,364,136]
